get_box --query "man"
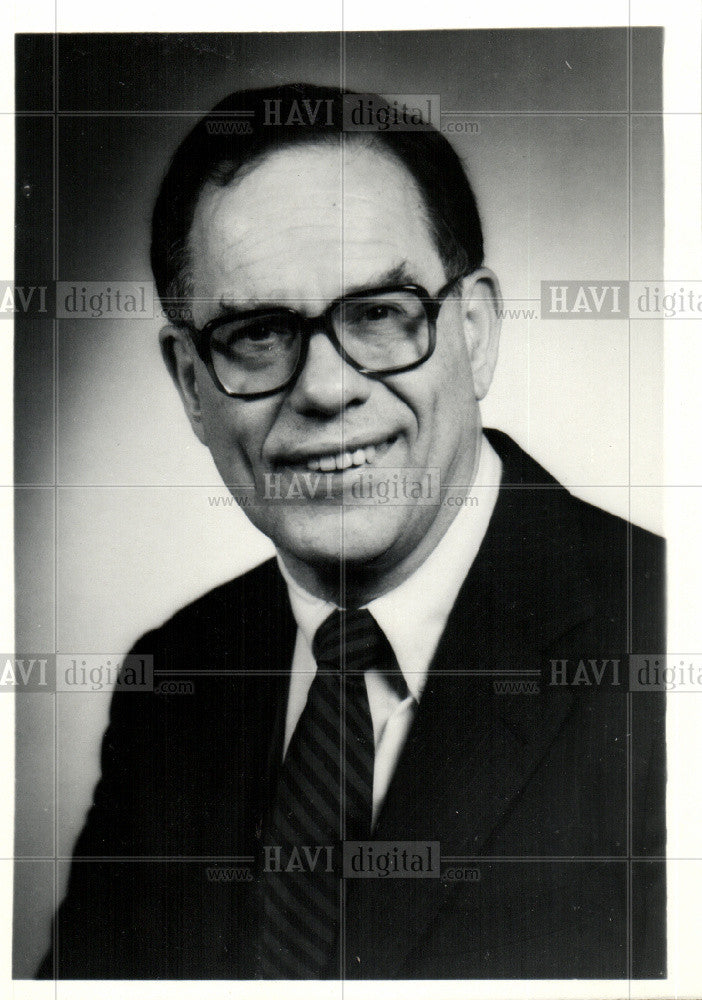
[39,84,665,980]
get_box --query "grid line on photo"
[626,20,665,988]
[627,18,633,987]
[5,482,696,488]
[9,854,677,862]
[9,110,689,115]
[339,23,348,985]
[50,22,59,992]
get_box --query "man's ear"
[459,267,502,401]
[158,325,208,445]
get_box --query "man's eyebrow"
[204,295,282,320]
[209,261,417,317]
[342,261,415,297]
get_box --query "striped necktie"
[259,607,406,978]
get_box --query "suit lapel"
[344,432,594,977]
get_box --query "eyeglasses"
[183,273,466,399]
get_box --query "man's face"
[169,141,498,595]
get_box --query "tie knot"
[312,608,393,674]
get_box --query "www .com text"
[206,866,253,883]
[208,492,479,509]
[205,120,253,135]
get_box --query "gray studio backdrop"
[14,29,663,976]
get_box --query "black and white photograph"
[5,6,702,997]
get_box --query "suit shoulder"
[567,493,665,649]
[485,427,664,589]
[129,557,286,659]
[165,556,280,626]
[571,494,665,571]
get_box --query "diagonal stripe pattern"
[259,608,407,979]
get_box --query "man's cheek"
[202,414,257,486]
[229,434,261,484]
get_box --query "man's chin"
[271,505,412,571]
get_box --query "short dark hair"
[150,83,484,322]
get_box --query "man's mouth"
[306,443,378,473]
[275,436,397,473]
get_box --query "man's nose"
[286,330,373,416]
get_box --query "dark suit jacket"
[38,429,666,979]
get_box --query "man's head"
[153,84,501,601]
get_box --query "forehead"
[188,141,445,311]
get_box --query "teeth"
[305,443,382,472]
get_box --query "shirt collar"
[277,432,502,702]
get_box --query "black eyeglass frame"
[183,272,467,400]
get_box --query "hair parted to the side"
[150,83,484,323]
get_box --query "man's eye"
[239,324,280,343]
[363,304,393,322]
[220,321,294,351]
[350,302,405,325]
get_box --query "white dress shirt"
[277,432,502,827]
